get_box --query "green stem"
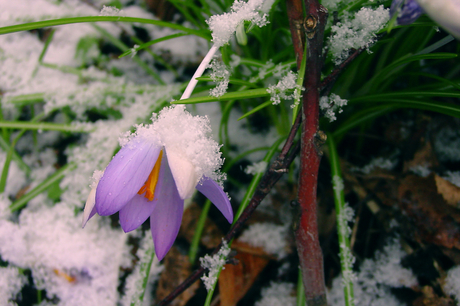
[326,132,355,306]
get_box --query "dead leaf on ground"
[218,240,272,306]
[398,175,460,249]
[434,175,460,209]
[403,141,439,174]
[412,285,455,306]
[156,246,198,306]
[179,202,223,249]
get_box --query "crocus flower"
[390,0,424,25]
[390,0,460,38]
[82,106,233,260]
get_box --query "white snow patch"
[328,5,389,64]
[200,240,231,291]
[328,239,417,306]
[245,161,268,175]
[239,223,289,258]
[255,282,296,306]
[207,0,270,47]
[320,94,348,122]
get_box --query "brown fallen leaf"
[434,174,460,209]
[179,202,223,249]
[156,246,198,306]
[219,240,271,306]
[398,175,460,249]
[403,141,439,174]
[412,286,455,306]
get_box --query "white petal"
[165,148,198,199]
[417,0,460,38]
[82,187,97,228]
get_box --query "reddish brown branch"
[286,0,328,305]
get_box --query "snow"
[120,235,164,306]
[328,5,389,64]
[207,0,270,47]
[266,71,299,105]
[0,195,128,306]
[208,57,231,97]
[200,240,231,291]
[239,223,289,258]
[328,239,418,306]
[444,265,460,303]
[245,160,268,175]
[255,282,296,306]
[125,105,226,186]
[99,6,125,17]
[0,266,27,306]
[320,94,348,122]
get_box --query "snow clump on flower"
[120,105,225,185]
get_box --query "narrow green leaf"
[172,88,271,104]
[119,33,189,58]
[238,100,273,120]
[10,163,75,212]
[349,98,460,118]
[0,121,91,132]
[5,93,45,106]
[195,76,258,88]
[0,16,211,40]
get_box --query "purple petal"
[119,195,156,232]
[196,176,233,224]
[96,137,161,216]
[119,160,165,232]
[390,0,424,25]
[150,156,184,261]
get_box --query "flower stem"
[180,45,219,100]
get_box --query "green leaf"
[119,33,189,58]
[195,76,258,88]
[237,100,272,120]
[349,98,460,118]
[0,121,91,132]
[10,163,75,212]
[172,88,271,104]
[0,16,211,40]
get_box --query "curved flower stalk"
[391,0,460,38]
[82,106,233,260]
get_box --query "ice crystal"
[200,240,231,291]
[207,0,270,47]
[245,161,268,175]
[99,5,125,17]
[328,239,417,306]
[320,93,348,122]
[267,71,299,105]
[328,5,389,64]
[209,58,231,97]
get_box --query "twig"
[156,110,302,306]
[320,47,365,96]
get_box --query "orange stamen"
[53,268,76,283]
[138,151,163,201]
